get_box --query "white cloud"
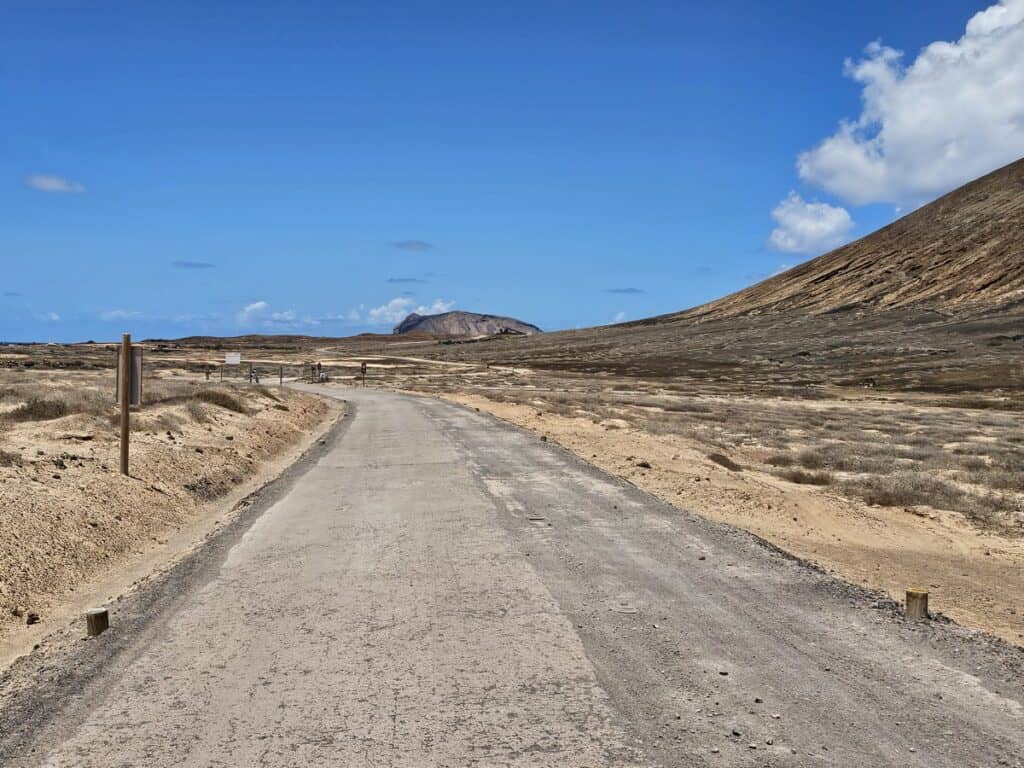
[612,311,627,323]
[768,192,854,254]
[236,301,269,325]
[26,174,85,193]
[367,297,455,325]
[38,312,60,322]
[798,0,1024,206]
[101,309,140,321]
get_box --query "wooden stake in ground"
[906,589,929,621]
[119,333,131,476]
[86,608,109,637]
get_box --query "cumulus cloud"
[237,300,269,324]
[26,174,85,193]
[172,260,216,270]
[392,240,434,252]
[367,297,455,325]
[798,0,1024,206]
[768,192,854,254]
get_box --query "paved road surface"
[3,388,1022,767]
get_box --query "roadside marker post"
[114,333,142,476]
[86,608,109,637]
[906,589,929,621]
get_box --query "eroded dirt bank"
[0,370,337,657]
[443,392,1024,646]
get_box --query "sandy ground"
[443,393,1024,646]
[0,379,339,665]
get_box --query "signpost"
[225,352,241,366]
[361,361,367,386]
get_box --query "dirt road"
[1,389,1021,766]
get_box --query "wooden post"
[119,333,131,476]
[86,608,109,636]
[906,589,929,621]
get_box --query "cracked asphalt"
[2,388,1022,767]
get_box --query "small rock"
[26,612,41,625]
[754,697,763,704]
[719,671,729,676]
[698,555,706,561]
[11,605,25,618]
[540,435,548,442]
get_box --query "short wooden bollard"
[906,589,929,621]
[86,608,109,637]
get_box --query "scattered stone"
[698,555,706,561]
[754,697,763,704]
[636,460,652,469]
[26,611,41,625]
[540,435,548,442]
[11,605,25,618]
[719,670,729,676]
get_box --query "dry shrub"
[194,389,248,414]
[775,468,833,485]
[843,472,966,510]
[708,452,743,471]
[0,449,22,467]
[765,452,795,467]
[255,385,282,403]
[6,397,68,422]
[185,400,208,423]
[796,449,825,469]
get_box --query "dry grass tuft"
[708,452,743,471]
[0,449,22,467]
[193,389,248,414]
[775,468,833,485]
[6,397,68,422]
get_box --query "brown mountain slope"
[685,157,1024,319]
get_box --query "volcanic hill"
[394,311,542,337]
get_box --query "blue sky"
[3,1,1023,342]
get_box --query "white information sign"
[225,352,241,365]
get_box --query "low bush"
[775,468,833,485]
[193,389,248,414]
[0,449,22,467]
[708,452,743,471]
[6,397,68,422]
